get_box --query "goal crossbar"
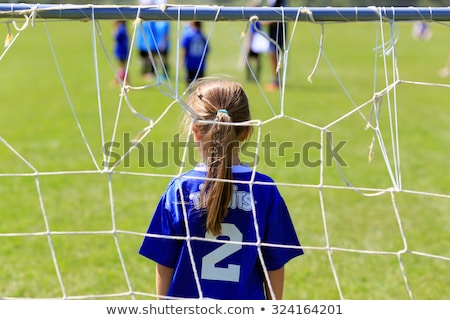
[0,4,449,22]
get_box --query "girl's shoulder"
[169,164,277,185]
[252,171,275,183]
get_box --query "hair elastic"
[216,109,229,115]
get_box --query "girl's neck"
[232,154,242,166]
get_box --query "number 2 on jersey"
[201,223,243,282]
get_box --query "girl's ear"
[192,125,202,142]
[240,127,252,142]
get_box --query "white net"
[0,4,449,299]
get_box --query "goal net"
[0,3,449,300]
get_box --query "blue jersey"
[153,21,170,52]
[139,164,303,299]
[114,22,129,61]
[136,21,157,52]
[181,28,208,72]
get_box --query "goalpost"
[0,3,449,301]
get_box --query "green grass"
[0,16,449,300]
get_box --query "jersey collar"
[194,163,253,173]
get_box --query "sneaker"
[158,74,168,83]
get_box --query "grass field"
[0,10,449,300]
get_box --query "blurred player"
[113,20,130,85]
[181,21,209,84]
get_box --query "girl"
[139,78,303,299]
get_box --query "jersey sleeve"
[260,186,303,271]
[138,180,185,268]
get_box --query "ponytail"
[186,78,251,236]
[201,111,237,236]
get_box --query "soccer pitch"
[0,15,449,300]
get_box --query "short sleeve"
[138,182,185,268]
[261,187,303,271]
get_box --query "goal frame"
[0,4,450,22]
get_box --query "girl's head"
[186,78,252,236]
[190,21,202,30]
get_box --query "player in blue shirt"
[153,21,170,79]
[113,20,129,85]
[139,78,303,299]
[181,21,209,84]
[136,20,157,81]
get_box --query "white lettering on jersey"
[201,223,242,282]
[189,184,252,211]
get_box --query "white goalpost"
[0,4,449,301]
